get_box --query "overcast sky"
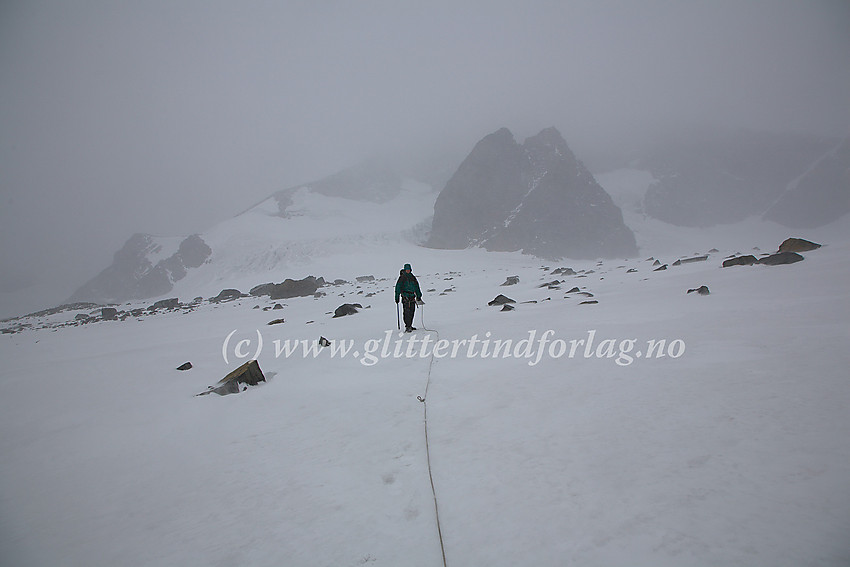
[1,0,849,316]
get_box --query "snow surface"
[2,170,850,566]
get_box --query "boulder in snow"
[269,276,323,300]
[722,255,758,267]
[210,289,244,303]
[777,238,821,253]
[756,252,805,266]
[150,298,180,310]
[197,359,266,397]
[333,303,362,318]
[672,255,709,266]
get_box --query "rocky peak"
[427,127,637,259]
[69,233,212,303]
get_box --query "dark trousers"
[401,295,417,329]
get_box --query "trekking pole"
[397,302,401,330]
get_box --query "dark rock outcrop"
[270,277,323,299]
[501,276,520,286]
[488,294,516,306]
[197,360,266,397]
[150,298,180,310]
[210,289,244,303]
[777,238,821,253]
[687,286,710,295]
[176,362,193,371]
[101,307,118,320]
[250,283,276,297]
[70,233,212,304]
[756,252,804,266]
[551,267,576,275]
[673,255,709,266]
[722,255,758,267]
[252,277,324,300]
[427,127,637,259]
[333,303,362,318]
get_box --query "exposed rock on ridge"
[427,127,637,259]
[69,233,212,303]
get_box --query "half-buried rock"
[722,255,758,267]
[196,359,266,397]
[778,238,821,253]
[756,252,804,266]
[333,303,362,317]
[488,294,516,306]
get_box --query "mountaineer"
[395,263,423,332]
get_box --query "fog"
[1,0,848,317]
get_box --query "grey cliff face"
[69,233,212,303]
[427,127,637,259]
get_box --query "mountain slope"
[428,127,637,259]
[68,165,436,305]
[641,130,841,227]
[69,233,211,304]
[763,138,850,228]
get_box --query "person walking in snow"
[395,263,423,332]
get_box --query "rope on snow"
[418,303,448,567]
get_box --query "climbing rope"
[416,302,448,567]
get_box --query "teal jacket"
[395,271,422,302]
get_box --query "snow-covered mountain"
[427,127,637,259]
[69,233,212,303]
[69,163,437,305]
[66,128,849,309]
